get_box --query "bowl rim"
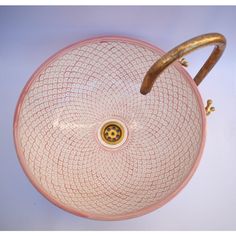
[13,35,207,221]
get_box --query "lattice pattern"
[16,38,203,219]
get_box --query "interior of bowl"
[14,36,206,220]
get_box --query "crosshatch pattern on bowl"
[15,37,203,220]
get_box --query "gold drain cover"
[101,121,124,145]
[98,119,128,148]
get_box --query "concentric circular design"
[14,36,206,220]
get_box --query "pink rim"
[13,36,206,221]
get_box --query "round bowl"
[14,36,206,220]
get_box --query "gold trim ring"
[140,33,226,95]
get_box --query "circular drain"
[98,119,128,148]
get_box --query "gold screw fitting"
[205,99,215,116]
[179,58,188,67]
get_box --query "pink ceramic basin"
[14,36,207,220]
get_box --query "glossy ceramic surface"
[14,36,206,220]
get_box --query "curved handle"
[140,33,226,95]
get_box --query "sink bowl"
[14,35,220,220]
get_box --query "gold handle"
[205,99,215,116]
[140,33,226,95]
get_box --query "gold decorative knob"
[179,58,188,67]
[205,99,215,116]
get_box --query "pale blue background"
[0,6,236,230]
